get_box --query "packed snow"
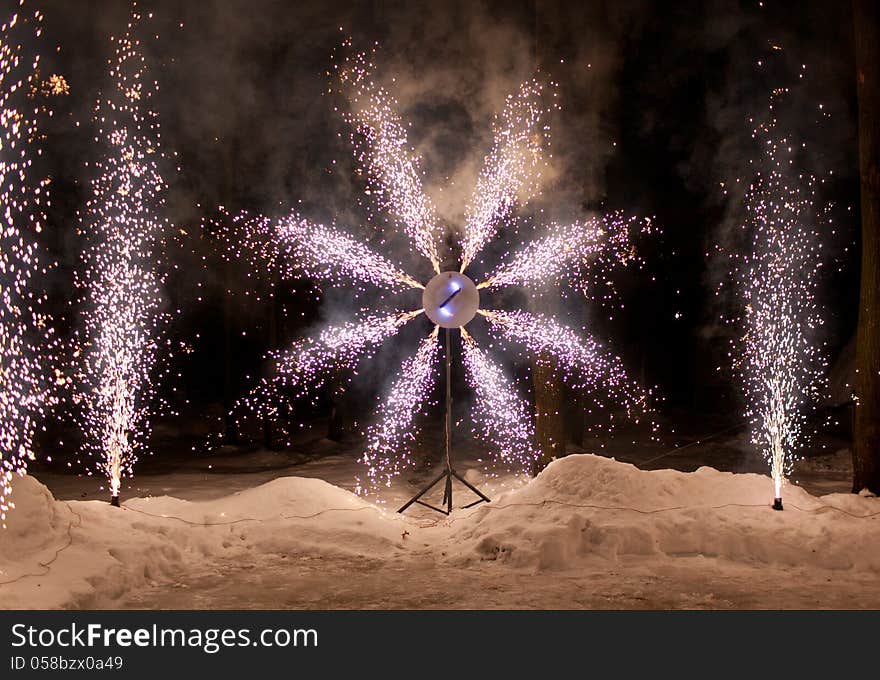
[2,454,879,609]
[450,456,880,571]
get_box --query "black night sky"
[26,0,861,457]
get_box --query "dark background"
[20,0,861,455]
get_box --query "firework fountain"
[223,43,654,510]
[722,89,829,510]
[0,1,60,527]
[76,8,173,506]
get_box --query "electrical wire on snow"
[0,501,82,586]
[414,497,880,529]
[0,503,378,588]
[119,503,379,526]
[113,492,880,530]
[2,491,878,589]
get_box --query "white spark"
[360,327,440,491]
[76,10,172,502]
[0,1,56,525]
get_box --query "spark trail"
[76,9,172,503]
[479,213,645,291]
[460,79,555,272]
[218,209,422,292]
[275,213,423,291]
[0,1,55,525]
[480,309,651,416]
[461,329,538,472]
[360,327,440,492]
[725,93,828,505]
[237,310,422,421]
[335,43,441,272]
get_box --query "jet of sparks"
[360,326,440,492]
[460,328,538,470]
[722,91,828,506]
[0,1,57,526]
[479,309,652,416]
[214,207,424,307]
[460,78,554,272]
[479,212,648,292]
[223,44,654,498]
[334,42,442,273]
[75,8,174,504]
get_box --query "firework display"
[460,328,538,471]
[723,92,828,508]
[360,327,440,492]
[221,45,652,498]
[0,1,54,526]
[0,2,838,526]
[460,79,555,273]
[0,0,872,623]
[334,42,443,273]
[75,9,173,504]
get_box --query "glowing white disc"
[422,271,479,328]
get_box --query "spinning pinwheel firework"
[227,46,654,509]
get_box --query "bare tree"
[532,353,566,474]
[853,0,880,493]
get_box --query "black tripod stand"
[398,327,490,515]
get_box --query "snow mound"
[124,477,406,561]
[5,457,880,608]
[126,476,374,522]
[0,475,71,563]
[452,454,880,571]
[0,474,408,609]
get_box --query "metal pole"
[397,324,490,515]
[445,327,452,472]
[444,328,453,514]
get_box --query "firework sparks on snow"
[0,1,58,525]
[75,9,174,503]
[722,89,829,505]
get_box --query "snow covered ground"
[2,451,879,610]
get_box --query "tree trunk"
[853,0,880,494]
[565,383,585,448]
[221,141,239,446]
[533,353,566,474]
[531,0,575,473]
[327,374,347,442]
[222,292,239,445]
[263,280,280,449]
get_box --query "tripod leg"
[397,469,448,513]
[445,473,453,514]
[450,469,491,503]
